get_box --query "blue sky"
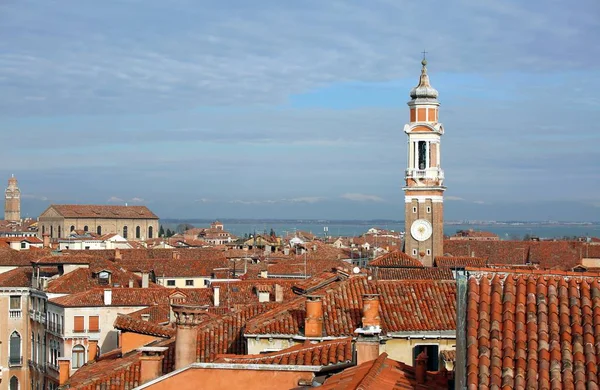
[1,0,599,220]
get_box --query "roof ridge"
[354,352,389,389]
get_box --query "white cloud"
[22,194,49,201]
[286,197,325,204]
[194,198,212,203]
[107,196,125,203]
[473,200,486,205]
[445,196,465,201]
[130,197,145,203]
[341,193,384,202]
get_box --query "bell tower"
[403,58,445,267]
[4,175,21,222]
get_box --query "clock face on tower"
[410,219,433,242]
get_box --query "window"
[427,206,431,213]
[70,225,75,232]
[20,242,26,249]
[166,280,175,286]
[89,315,100,332]
[97,226,102,235]
[58,226,61,238]
[74,316,85,332]
[418,141,427,169]
[136,226,141,239]
[10,296,21,310]
[185,280,194,286]
[9,376,18,390]
[413,344,439,370]
[413,206,417,213]
[412,249,417,256]
[42,225,45,235]
[50,225,54,238]
[426,249,431,255]
[83,226,88,232]
[9,331,21,366]
[98,271,110,285]
[72,345,85,369]
[123,226,128,239]
[148,226,153,239]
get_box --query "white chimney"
[141,313,150,322]
[103,289,112,306]
[128,279,134,288]
[213,286,220,307]
[141,272,149,288]
[260,270,268,279]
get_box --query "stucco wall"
[0,290,31,390]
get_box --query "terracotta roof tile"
[45,204,158,219]
[369,250,423,268]
[372,267,454,280]
[215,337,353,366]
[434,256,487,268]
[466,270,600,388]
[113,313,175,338]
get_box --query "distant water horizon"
[160,219,600,240]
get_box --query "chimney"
[103,289,112,306]
[274,284,284,303]
[260,270,268,279]
[138,347,168,384]
[172,251,181,260]
[284,247,290,256]
[354,294,382,365]
[88,340,99,362]
[128,279,134,288]
[415,350,428,384]
[172,304,206,370]
[141,272,149,288]
[313,244,317,252]
[141,313,151,322]
[304,295,323,338]
[58,358,71,386]
[43,233,50,249]
[115,248,122,261]
[213,285,220,307]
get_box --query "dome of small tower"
[409,59,439,100]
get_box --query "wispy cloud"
[446,196,465,201]
[107,196,125,203]
[341,193,384,202]
[130,197,145,203]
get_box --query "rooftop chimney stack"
[304,295,324,338]
[141,272,149,288]
[172,251,181,260]
[354,294,382,365]
[128,279,134,288]
[115,248,122,261]
[415,350,428,384]
[88,340,99,362]
[172,304,206,370]
[43,233,50,249]
[274,284,284,303]
[138,347,168,384]
[103,289,112,306]
[213,285,220,307]
[141,313,151,322]
[58,358,71,386]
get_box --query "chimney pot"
[58,358,71,386]
[88,340,99,362]
[141,272,149,288]
[304,295,323,338]
[43,233,50,249]
[360,294,381,332]
[138,347,168,384]
[128,279,134,288]
[172,304,207,370]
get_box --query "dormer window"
[98,271,111,285]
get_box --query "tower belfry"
[403,59,445,266]
[4,175,21,222]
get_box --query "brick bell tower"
[403,58,445,267]
[4,175,21,222]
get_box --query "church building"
[403,59,445,267]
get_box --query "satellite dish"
[353,266,360,274]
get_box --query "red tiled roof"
[466,271,600,388]
[246,277,456,336]
[372,267,454,280]
[369,250,423,268]
[434,256,487,268]
[43,204,158,219]
[319,352,449,389]
[0,267,35,287]
[215,338,353,366]
[113,313,175,338]
[32,253,92,265]
[291,271,347,295]
[0,248,53,266]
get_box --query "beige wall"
[156,277,210,289]
[0,289,31,390]
[38,214,158,241]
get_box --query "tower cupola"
[409,59,439,102]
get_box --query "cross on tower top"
[421,50,428,66]
[421,50,428,60]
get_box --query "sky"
[1,0,599,221]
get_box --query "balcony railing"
[405,168,444,180]
[9,356,23,367]
[9,309,22,319]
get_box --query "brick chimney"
[415,350,428,385]
[58,357,71,386]
[304,295,323,338]
[354,294,382,364]
[88,340,99,362]
[115,248,122,261]
[138,346,168,384]
[43,233,50,249]
[172,304,205,370]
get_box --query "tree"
[159,225,165,237]
[176,223,194,234]
[269,228,276,238]
[166,228,173,237]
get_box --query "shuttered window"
[74,316,84,332]
[89,316,99,332]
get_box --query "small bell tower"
[403,57,445,266]
[4,175,21,222]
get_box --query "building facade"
[4,176,20,222]
[38,205,159,241]
[403,59,445,267]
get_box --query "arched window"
[135,226,141,239]
[148,226,153,239]
[97,226,102,235]
[50,226,53,238]
[83,226,88,232]
[42,225,45,235]
[70,225,75,232]
[72,345,85,369]
[9,376,18,390]
[9,331,21,365]
[123,226,128,239]
[58,226,61,239]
